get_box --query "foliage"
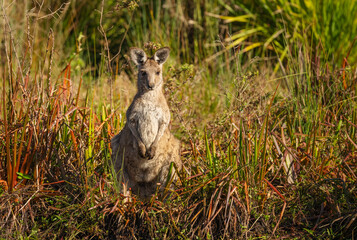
[0,0,356,239]
[217,0,357,66]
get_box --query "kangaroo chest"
[130,100,168,148]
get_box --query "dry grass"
[1,1,357,239]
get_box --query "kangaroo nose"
[147,82,154,90]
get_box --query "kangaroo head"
[130,47,170,91]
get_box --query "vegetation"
[1,0,356,239]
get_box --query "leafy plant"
[216,0,357,65]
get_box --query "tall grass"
[1,0,357,239]
[216,0,357,66]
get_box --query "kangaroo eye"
[141,71,147,76]
[156,71,160,75]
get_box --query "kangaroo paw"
[138,142,146,158]
[146,144,157,159]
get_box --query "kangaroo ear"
[130,47,147,66]
[154,47,170,65]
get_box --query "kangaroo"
[111,47,182,198]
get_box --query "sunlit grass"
[0,0,356,239]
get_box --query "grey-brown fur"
[111,47,182,198]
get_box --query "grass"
[1,0,357,239]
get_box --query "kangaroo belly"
[138,112,159,148]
